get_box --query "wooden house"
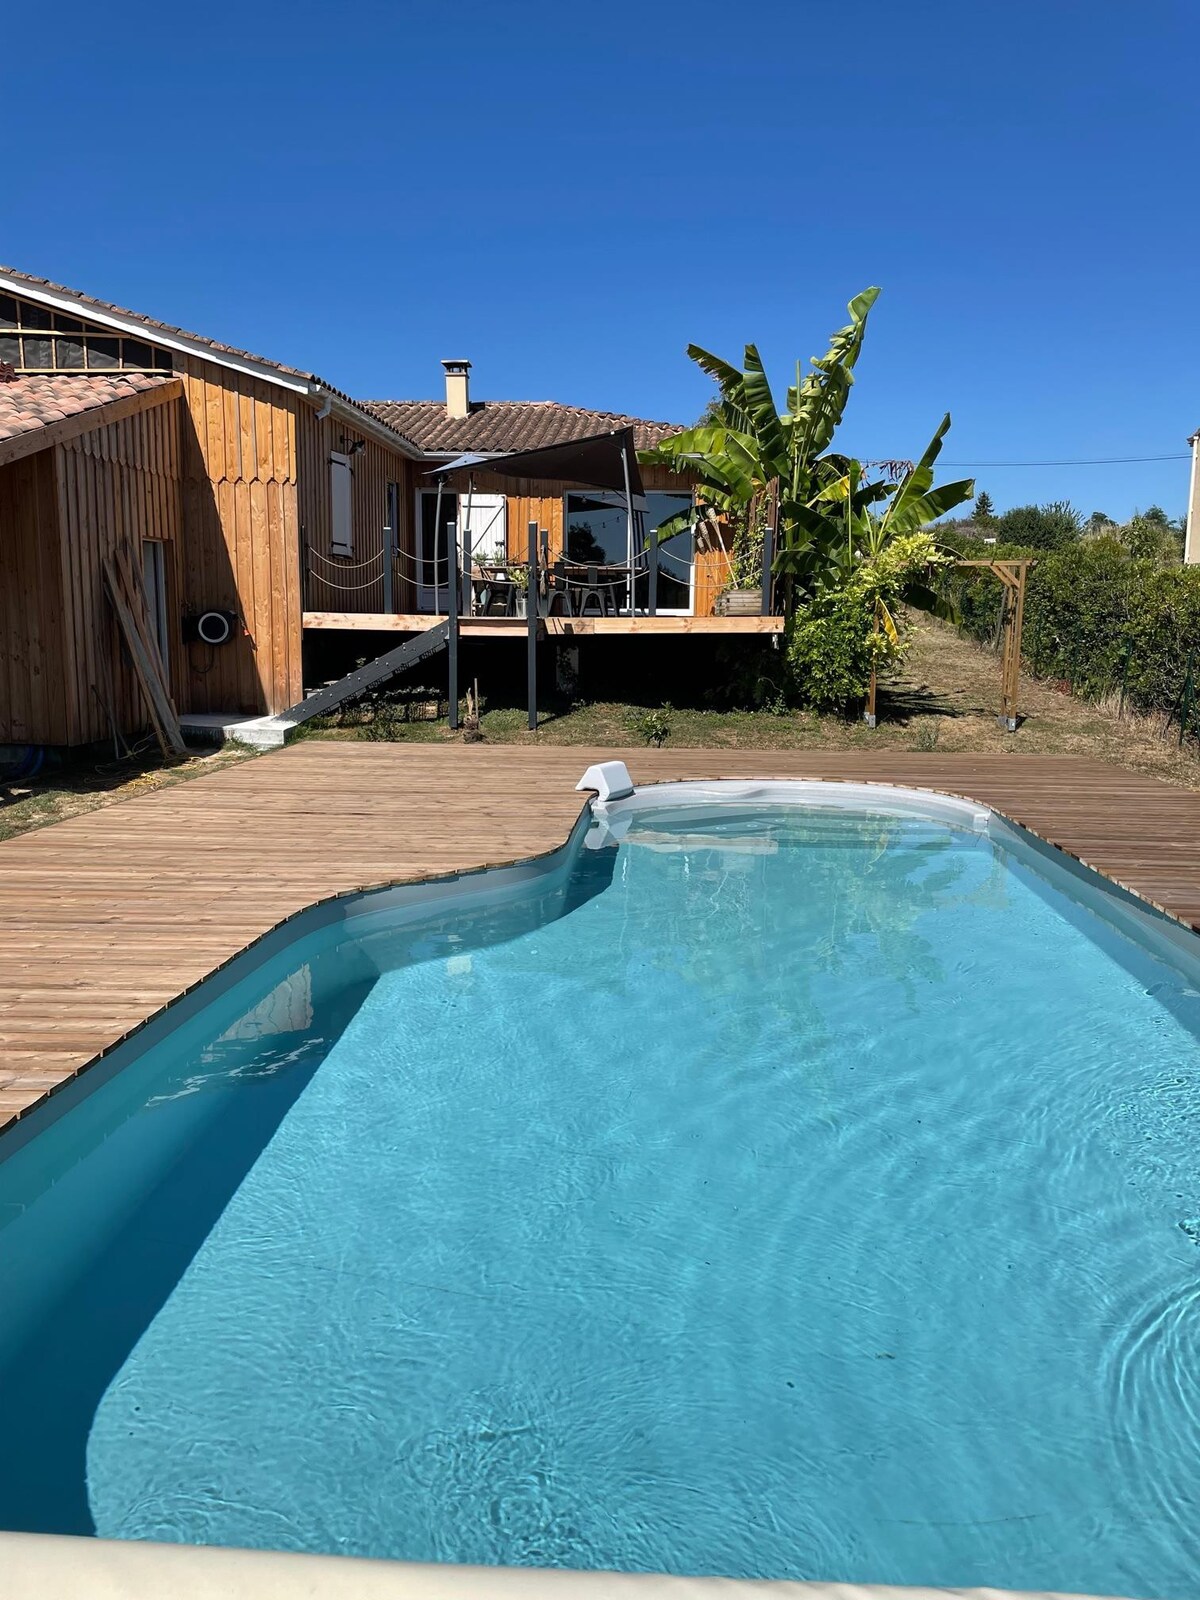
[0,268,778,751]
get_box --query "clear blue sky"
[3,0,1195,519]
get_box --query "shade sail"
[424,428,644,496]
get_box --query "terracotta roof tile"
[360,399,682,456]
[0,267,420,455]
[0,373,175,447]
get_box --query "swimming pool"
[1,780,1198,1597]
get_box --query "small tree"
[973,490,996,523]
[997,501,1083,551]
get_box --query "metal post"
[1118,637,1134,719]
[461,518,473,617]
[447,519,459,730]
[648,518,658,616]
[1178,647,1197,747]
[621,444,635,617]
[432,476,445,615]
[527,521,538,731]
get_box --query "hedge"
[944,537,1200,727]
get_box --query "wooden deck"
[303,611,785,635]
[3,745,1200,1133]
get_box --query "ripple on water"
[1104,1277,1200,1568]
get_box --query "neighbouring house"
[0,268,779,751]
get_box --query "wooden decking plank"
[2,745,1199,1132]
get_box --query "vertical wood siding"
[0,450,67,743]
[176,357,301,716]
[296,406,417,616]
[55,394,186,745]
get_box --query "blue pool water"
[1,802,1200,1595]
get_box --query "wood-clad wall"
[0,450,68,744]
[297,407,417,616]
[0,392,187,748]
[176,356,302,716]
[55,393,186,745]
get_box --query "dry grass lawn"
[3,619,1198,847]
[0,745,253,844]
[308,619,1200,789]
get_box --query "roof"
[0,266,421,457]
[360,398,682,456]
[0,372,175,449]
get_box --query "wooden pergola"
[956,558,1034,730]
[864,557,1035,731]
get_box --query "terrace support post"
[527,521,538,731]
[648,519,658,616]
[461,519,473,617]
[621,444,635,617]
[447,519,460,731]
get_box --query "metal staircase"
[214,621,450,750]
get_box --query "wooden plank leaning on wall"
[55,389,185,746]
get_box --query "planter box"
[716,589,765,617]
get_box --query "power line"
[938,453,1189,468]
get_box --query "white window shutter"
[330,453,353,556]
[458,492,506,562]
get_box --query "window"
[0,293,173,371]
[330,453,354,556]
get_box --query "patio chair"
[546,562,575,617]
[576,565,614,617]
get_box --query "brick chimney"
[441,359,471,420]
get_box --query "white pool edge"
[0,1531,1131,1600]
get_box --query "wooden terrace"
[303,611,786,636]
[3,745,1200,1134]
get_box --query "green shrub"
[996,500,1083,550]
[944,536,1200,731]
[629,707,672,746]
[787,532,949,715]
[787,589,879,713]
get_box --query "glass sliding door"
[563,491,694,614]
[645,492,694,613]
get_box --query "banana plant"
[785,413,975,625]
[640,291,974,614]
[638,289,881,561]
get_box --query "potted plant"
[509,564,530,617]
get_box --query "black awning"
[426,428,644,496]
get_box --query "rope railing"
[305,546,386,573]
[303,534,730,618]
